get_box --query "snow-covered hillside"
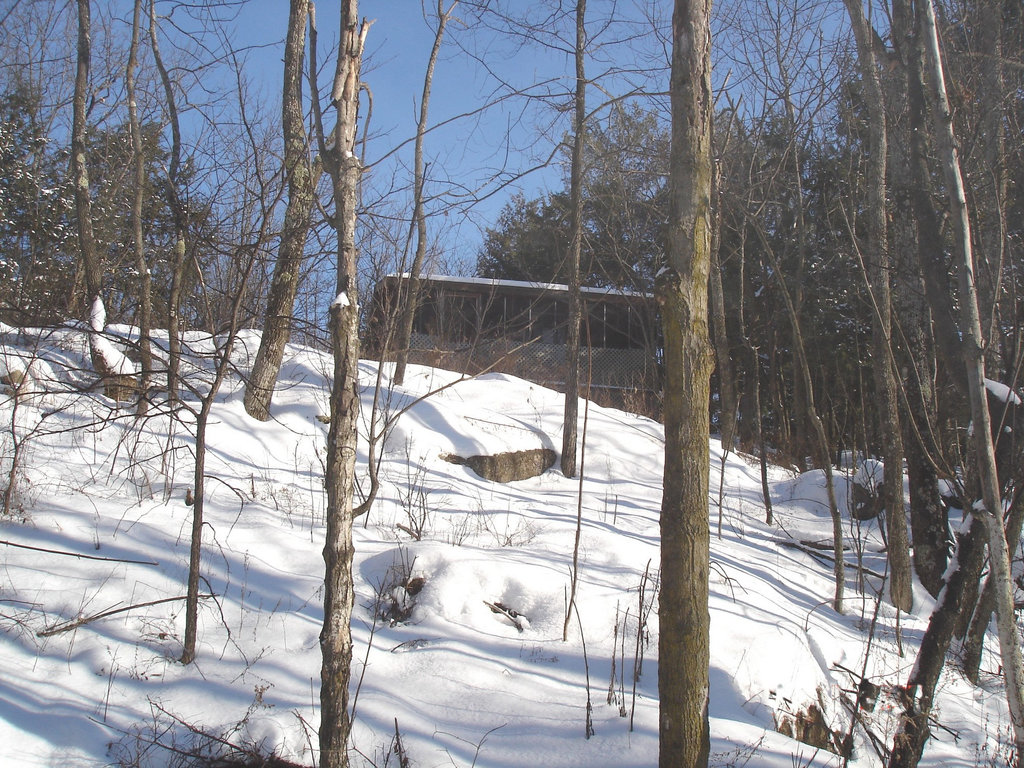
[0,326,1012,766]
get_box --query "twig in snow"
[483,600,524,632]
[607,601,620,706]
[1,538,158,566]
[574,600,595,738]
[434,723,506,768]
[37,594,212,637]
[393,718,411,768]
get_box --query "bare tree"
[890,0,952,598]
[917,0,1024,753]
[126,0,152,416]
[70,0,96,314]
[176,9,284,666]
[243,0,318,422]
[180,193,267,667]
[560,0,586,479]
[716,0,847,610]
[148,0,187,408]
[709,122,736,456]
[889,0,1024,762]
[72,0,125,392]
[709,115,740,531]
[310,1,369,765]
[717,97,773,522]
[761,228,846,612]
[841,0,912,613]
[392,0,457,387]
[658,0,713,765]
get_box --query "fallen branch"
[791,538,851,552]
[776,540,886,580]
[395,523,420,540]
[38,594,212,637]
[1,538,158,566]
[484,600,525,632]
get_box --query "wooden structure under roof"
[368,274,661,396]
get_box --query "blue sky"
[231,1,675,272]
[203,0,850,279]
[233,1,581,270]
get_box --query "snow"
[333,291,351,308]
[0,326,1014,767]
[853,457,884,490]
[389,272,653,298]
[90,295,106,332]
[88,297,140,376]
[985,378,1023,406]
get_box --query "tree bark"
[901,279,948,596]
[963,489,1024,683]
[891,0,952,597]
[658,1,713,765]
[180,401,208,666]
[244,0,317,421]
[779,77,811,470]
[975,0,1008,379]
[730,157,772,522]
[312,2,368,766]
[560,0,586,479]
[893,0,964,396]
[842,0,912,613]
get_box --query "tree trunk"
[779,81,811,471]
[560,0,586,479]
[755,221,844,611]
[842,0,912,613]
[894,0,964,396]
[889,1,1024,762]
[71,0,113,383]
[312,3,368,766]
[975,0,1008,380]
[891,0,951,597]
[920,0,1024,750]
[902,308,948,597]
[180,402,209,666]
[181,263,259,664]
[963,490,1024,683]
[731,188,772,522]
[244,0,316,421]
[149,0,187,408]
[888,516,989,767]
[709,138,737,454]
[658,1,713,765]
[127,0,152,416]
[754,354,773,524]
[393,1,454,386]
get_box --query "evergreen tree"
[0,83,73,323]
